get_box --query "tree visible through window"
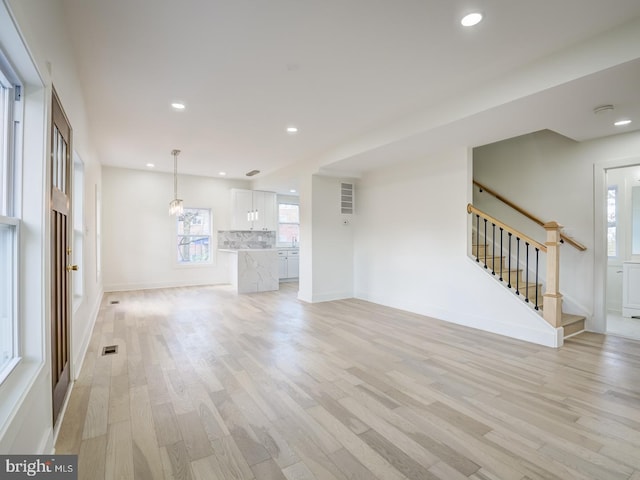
[177,208,211,263]
[607,186,617,257]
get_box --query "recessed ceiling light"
[614,119,632,126]
[286,126,299,134]
[219,171,227,176]
[171,102,186,110]
[146,163,155,168]
[461,12,483,27]
[289,189,297,193]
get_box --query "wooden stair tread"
[561,313,585,326]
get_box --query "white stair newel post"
[543,221,563,327]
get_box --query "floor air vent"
[110,300,119,305]
[102,345,118,356]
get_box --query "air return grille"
[102,345,118,356]
[341,183,354,214]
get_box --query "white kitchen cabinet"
[287,251,299,278]
[278,249,299,280]
[278,255,287,278]
[623,262,640,318]
[231,189,277,231]
[231,189,254,230]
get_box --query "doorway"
[600,163,640,340]
[51,89,74,425]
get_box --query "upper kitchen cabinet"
[231,189,277,231]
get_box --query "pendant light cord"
[172,149,180,199]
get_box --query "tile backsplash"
[218,230,276,249]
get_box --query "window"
[72,153,84,305]
[0,52,21,382]
[278,203,299,245]
[177,208,211,264]
[607,185,617,257]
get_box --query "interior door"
[51,89,73,425]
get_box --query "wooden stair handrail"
[473,180,586,252]
[467,204,547,252]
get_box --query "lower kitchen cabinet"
[278,249,299,280]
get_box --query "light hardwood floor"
[56,283,640,480]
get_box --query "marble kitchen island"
[219,248,279,294]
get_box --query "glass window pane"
[0,84,7,215]
[177,236,210,263]
[632,186,640,255]
[0,222,16,374]
[178,208,210,235]
[607,186,617,257]
[278,204,299,223]
[177,208,211,264]
[278,224,300,244]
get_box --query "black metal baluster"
[499,228,504,281]
[491,223,496,275]
[483,218,488,269]
[507,233,512,288]
[535,248,540,310]
[515,237,520,295]
[475,214,480,262]
[524,242,530,303]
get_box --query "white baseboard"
[73,289,103,380]
[309,291,353,303]
[38,427,54,454]
[354,290,561,348]
[104,280,228,292]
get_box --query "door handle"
[66,264,79,272]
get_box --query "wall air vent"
[341,183,354,215]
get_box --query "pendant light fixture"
[168,149,184,215]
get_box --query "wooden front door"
[51,89,73,425]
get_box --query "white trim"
[306,291,353,303]
[594,155,640,334]
[72,288,103,380]
[356,289,561,348]
[39,426,54,454]
[104,280,228,293]
[0,359,44,442]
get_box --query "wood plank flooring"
[55,283,640,480]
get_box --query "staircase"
[470,213,585,340]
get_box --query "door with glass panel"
[51,89,73,425]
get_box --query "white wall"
[474,129,640,330]
[308,175,354,302]
[354,147,559,347]
[0,0,103,453]
[102,166,250,291]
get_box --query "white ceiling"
[61,0,640,184]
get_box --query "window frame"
[0,49,22,385]
[277,202,300,247]
[175,207,213,266]
[72,152,84,309]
